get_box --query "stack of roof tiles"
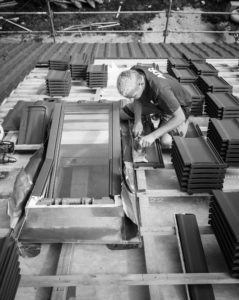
[171,136,227,194]
[209,190,239,278]
[183,52,205,63]
[207,118,239,166]
[0,235,21,300]
[70,53,92,80]
[167,58,190,75]
[49,53,70,71]
[197,75,232,94]
[182,83,205,116]
[168,67,197,83]
[86,64,108,88]
[46,70,71,97]
[190,61,218,76]
[205,93,239,119]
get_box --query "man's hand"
[139,132,156,148]
[133,121,143,137]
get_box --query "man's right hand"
[133,121,143,137]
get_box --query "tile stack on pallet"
[183,52,205,64]
[207,118,239,166]
[48,53,70,71]
[46,70,71,97]
[190,61,233,116]
[205,93,239,119]
[181,83,205,116]
[171,136,227,194]
[209,190,239,278]
[86,64,108,88]
[167,58,204,116]
[168,67,197,84]
[70,53,92,80]
[167,58,190,75]
[167,57,235,118]
[196,75,232,94]
[190,61,218,77]
[0,234,21,300]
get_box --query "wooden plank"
[206,59,239,66]
[174,215,190,300]
[140,192,186,300]
[142,233,186,300]
[135,169,147,192]
[144,189,211,197]
[0,154,31,172]
[140,225,213,236]
[3,95,96,103]
[3,131,18,143]
[218,71,239,78]
[15,144,42,151]
[51,244,74,300]
[138,194,210,228]
[136,168,239,197]
[19,273,239,287]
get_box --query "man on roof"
[117,64,192,148]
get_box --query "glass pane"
[53,111,110,198]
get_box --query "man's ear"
[138,75,145,87]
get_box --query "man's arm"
[139,106,185,147]
[133,99,143,136]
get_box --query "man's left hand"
[139,133,156,148]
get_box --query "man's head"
[117,69,145,99]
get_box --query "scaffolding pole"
[0,8,238,41]
[46,0,56,43]
[163,0,172,43]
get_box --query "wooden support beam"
[15,144,43,151]
[140,225,213,236]
[135,169,147,192]
[20,273,239,287]
[51,244,74,300]
[174,215,190,300]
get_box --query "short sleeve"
[158,87,180,115]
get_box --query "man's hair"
[117,69,141,97]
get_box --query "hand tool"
[0,140,16,165]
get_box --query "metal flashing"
[176,214,215,300]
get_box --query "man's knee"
[161,133,173,148]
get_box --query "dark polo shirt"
[131,65,192,118]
